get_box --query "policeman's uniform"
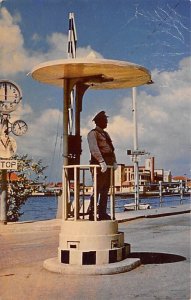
[87,111,117,220]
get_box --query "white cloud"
[12,102,33,117]
[10,107,59,159]
[31,33,41,43]
[0,7,103,76]
[77,46,103,59]
[107,115,134,145]
[45,32,68,59]
[19,108,62,157]
[0,8,43,75]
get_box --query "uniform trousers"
[89,155,114,217]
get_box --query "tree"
[0,154,47,222]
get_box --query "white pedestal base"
[44,220,137,274]
[43,257,141,275]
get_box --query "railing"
[62,164,115,221]
[158,180,186,206]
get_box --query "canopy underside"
[31,58,151,89]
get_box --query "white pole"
[0,115,9,224]
[180,180,183,204]
[94,166,98,221]
[132,87,138,150]
[132,87,139,210]
[159,181,163,206]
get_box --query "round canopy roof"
[31,58,151,89]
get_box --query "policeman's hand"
[100,161,107,173]
[113,162,118,171]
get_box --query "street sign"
[0,160,18,170]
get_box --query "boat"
[124,203,151,211]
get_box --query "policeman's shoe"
[89,213,94,221]
[99,213,111,220]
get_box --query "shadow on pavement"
[127,252,186,265]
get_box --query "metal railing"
[62,164,115,221]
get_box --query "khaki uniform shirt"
[87,126,116,164]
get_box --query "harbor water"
[19,194,191,222]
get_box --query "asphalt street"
[0,212,190,300]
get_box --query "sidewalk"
[115,203,191,222]
[0,203,190,233]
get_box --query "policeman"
[87,111,118,220]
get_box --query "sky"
[0,0,190,182]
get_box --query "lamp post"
[132,87,139,210]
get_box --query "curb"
[145,209,191,219]
[117,209,191,223]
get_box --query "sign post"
[0,170,7,224]
[0,160,18,224]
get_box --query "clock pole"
[0,115,8,224]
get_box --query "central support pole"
[63,79,70,166]
[63,79,70,219]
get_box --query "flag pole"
[62,13,78,219]
[68,12,77,135]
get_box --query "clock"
[0,80,22,113]
[12,120,28,136]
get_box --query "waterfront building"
[114,157,172,194]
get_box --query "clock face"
[12,120,28,136]
[0,80,22,113]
